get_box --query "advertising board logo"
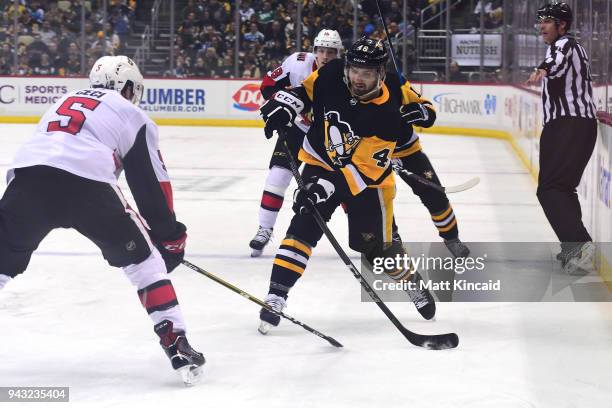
[433,92,497,116]
[0,85,16,104]
[484,94,496,115]
[140,88,205,113]
[232,83,264,111]
[433,92,482,115]
[598,155,611,208]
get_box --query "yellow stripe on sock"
[273,258,305,275]
[281,239,312,257]
[432,206,452,221]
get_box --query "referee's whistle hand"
[526,69,547,85]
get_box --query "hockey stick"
[396,168,480,194]
[181,260,343,348]
[279,134,458,350]
[374,0,405,82]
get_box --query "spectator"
[172,55,189,78]
[26,33,49,57]
[109,6,131,46]
[244,22,264,45]
[39,20,57,45]
[46,40,63,71]
[202,47,220,77]
[90,31,114,59]
[208,0,229,27]
[181,12,200,33]
[239,1,255,23]
[257,1,274,27]
[192,56,207,77]
[64,52,80,76]
[471,0,503,30]
[33,52,57,75]
[0,55,11,74]
[15,54,31,75]
[241,61,260,78]
[182,0,204,20]
[448,61,467,82]
[218,54,234,78]
[388,1,403,23]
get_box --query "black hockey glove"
[260,90,305,139]
[292,177,335,215]
[154,221,187,273]
[399,102,436,128]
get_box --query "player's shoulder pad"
[317,58,344,78]
[287,51,315,65]
[384,72,403,105]
[375,101,405,142]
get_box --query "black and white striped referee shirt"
[537,34,597,124]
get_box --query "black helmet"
[536,2,572,29]
[346,36,389,69]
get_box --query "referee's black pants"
[536,116,597,252]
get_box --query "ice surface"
[1,125,610,407]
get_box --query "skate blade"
[258,321,272,335]
[251,249,263,257]
[565,260,595,275]
[177,365,203,387]
[564,246,596,275]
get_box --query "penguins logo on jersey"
[324,111,360,167]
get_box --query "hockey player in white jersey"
[249,29,343,256]
[0,56,204,385]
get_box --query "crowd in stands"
[0,0,136,76]
[171,0,503,80]
[0,0,505,81]
[170,0,429,79]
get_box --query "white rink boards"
[0,124,611,408]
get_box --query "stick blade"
[403,329,460,350]
[421,333,459,350]
[445,177,480,194]
[328,337,344,348]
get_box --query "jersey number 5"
[47,96,101,136]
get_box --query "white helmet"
[313,29,343,53]
[89,55,144,105]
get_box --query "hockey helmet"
[89,55,144,106]
[313,29,344,53]
[536,2,572,29]
[346,36,389,70]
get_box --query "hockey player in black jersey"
[257,37,436,334]
[251,31,469,258]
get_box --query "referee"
[526,2,598,274]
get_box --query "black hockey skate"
[249,226,273,257]
[406,272,436,320]
[258,293,286,334]
[154,320,205,386]
[444,238,470,258]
